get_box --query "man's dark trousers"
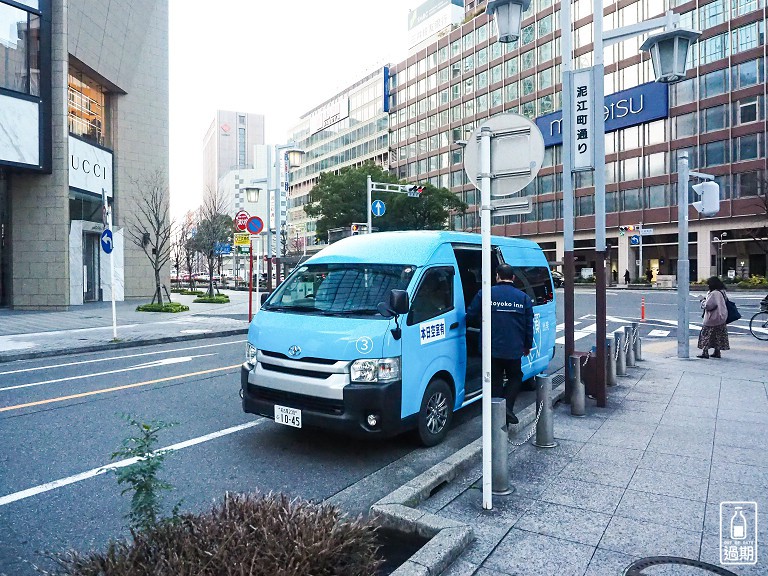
[491,357,523,414]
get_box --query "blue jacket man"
[466,263,534,424]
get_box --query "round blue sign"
[101,229,114,254]
[371,199,386,217]
[246,216,264,234]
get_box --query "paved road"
[2,287,765,574]
[0,336,486,575]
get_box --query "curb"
[371,380,566,575]
[0,328,249,364]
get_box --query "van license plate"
[274,405,302,428]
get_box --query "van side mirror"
[260,292,270,305]
[390,289,410,315]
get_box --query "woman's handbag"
[721,291,741,324]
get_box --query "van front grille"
[261,362,332,380]
[248,384,344,415]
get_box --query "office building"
[287,68,391,250]
[0,0,169,308]
[202,110,265,196]
[387,0,767,281]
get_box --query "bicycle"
[749,296,768,341]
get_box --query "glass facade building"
[386,0,767,280]
[288,68,390,249]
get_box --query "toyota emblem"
[288,345,301,357]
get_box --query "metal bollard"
[635,336,643,361]
[631,322,640,362]
[491,398,512,495]
[615,330,627,376]
[606,337,617,386]
[625,326,636,367]
[569,355,586,417]
[534,374,557,448]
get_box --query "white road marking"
[0,420,264,507]
[0,340,243,376]
[648,329,670,337]
[556,322,581,332]
[0,354,218,392]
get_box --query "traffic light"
[407,185,425,197]
[619,225,627,236]
[351,224,360,236]
[692,181,720,217]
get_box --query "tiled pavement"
[418,337,768,576]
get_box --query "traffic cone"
[641,296,646,321]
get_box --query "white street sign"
[463,113,545,197]
[571,69,594,171]
[640,228,654,235]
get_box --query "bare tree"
[170,218,191,286]
[125,169,173,305]
[192,189,231,297]
[745,179,768,257]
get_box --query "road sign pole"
[639,223,643,280]
[249,237,254,322]
[255,236,261,315]
[367,175,372,235]
[480,125,493,511]
[102,188,117,339]
[677,152,690,359]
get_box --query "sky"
[168,0,419,220]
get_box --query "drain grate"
[623,557,739,575]
[552,374,566,387]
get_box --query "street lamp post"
[267,143,304,290]
[560,3,700,382]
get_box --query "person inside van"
[466,263,534,425]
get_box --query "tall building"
[387,0,767,281]
[202,110,265,196]
[0,0,169,309]
[287,68,391,249]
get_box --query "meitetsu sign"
[69,135,113,198]
[536,82,669,147]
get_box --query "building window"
[622,188,642,211]
[476,70,488,90]
[700,68,728,99]
[68,68,107,146]
[646,152,667,177]
[576,195,594,216]
[700,33,728,65]
[505,57,518,77]
[732,0,762,17]
[731,21,764,54]
[477,47,488,67]
[734,95,763,125]
[521,75,535,96]
[491,88,502,108]
[701,140,729,166]
[736,170,764,198]
[505,82,518,103]
[700,0,726,28]
[733,133,761,162]
[521,50,535,70]
[701,104,729,132]
[477,23,488,43]
[0,3,40,96]
[732,58,763,89]
[645,185,668,208]
[670,77,696,106]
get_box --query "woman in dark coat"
[697,276,729,359]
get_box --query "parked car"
[551,270,564,288]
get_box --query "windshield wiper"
[263,305,317,313]
[322,308,381,316]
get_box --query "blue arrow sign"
[630,235,640,245]
[371,199,386,217]
[101,229,113,254]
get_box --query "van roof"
[305,231,541,265]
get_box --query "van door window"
[408,267,455,325]
[510,266,554,305]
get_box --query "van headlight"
[350,357,401,383]
[245,343,258,364]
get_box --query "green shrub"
[110,415,180,532]
[50,493,383,576]
[136,302,190,313]
[737,275,768,288]
[193,295,230,304]
[630,278,650,285]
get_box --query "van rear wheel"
[417,379,453,447]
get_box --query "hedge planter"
[193,295,230,304]
[136,303,190,313]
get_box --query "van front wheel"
[417,379,453,447]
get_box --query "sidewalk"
[0,290,251,362]
[374,336,768,576]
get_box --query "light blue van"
[240,231,556,445]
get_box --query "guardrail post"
[569,355,586,417]
[632,322,643,361]
[606,337,617,386]
[491,398,512,495]
[625,325,636,367]
[615,330,627,376]
[534,374,557,448]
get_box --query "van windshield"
[264,263,416,316]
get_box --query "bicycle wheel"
[750,311,768,341]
